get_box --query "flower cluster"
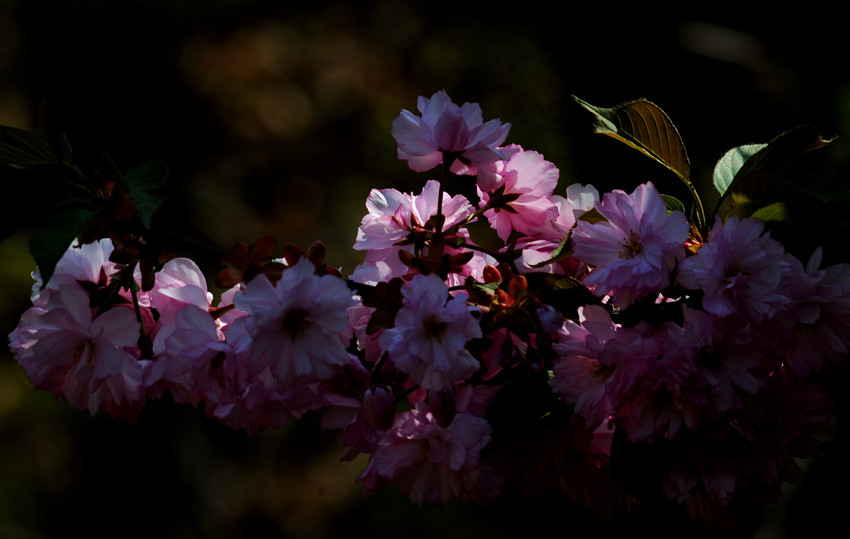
[8,90,847,526]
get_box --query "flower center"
[282,308,312,341]
[590,361,616,382]
[422,314,447,341]
[618,230,643,259]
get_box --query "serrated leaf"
[750,201,787,222]
[29,207,97,287]
[713,144,765,196]
[125,159,168,229]
[715,126,849,222]
[660,194,686,214]
[0,126,56,166]
[573,96,691,182]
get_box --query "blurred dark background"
[1,1,848,537]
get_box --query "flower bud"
[362,386,396,430]
[428,387,456,427]
[507,275,528,296]
[483,265,501,284]
[307,241,327,268]
[282,243,304,266]
[536,303,562,336]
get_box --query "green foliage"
[0,124,170,288]
[573,96,705,231]
[712,143,765,197]
[0,127,81,244]
[29,208,97,286]
[707,126,850,262]
[125,159,169,229]
[574,97,849,252]
[661,194,686,214]
[572,97,690,182]
[714,126,850,223]
[0,127,56,166]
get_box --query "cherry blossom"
[777,248,850,376]
[359,403,493,505]
[11,284,145,419]
[5,91,844,523]
[477,147,560,242]
[379,273,481,390]
[391,90,511,174]
[353,179,476,280]
[572,182,689,308]
[233,257,356,388]
[551,305,658,427]
[677,216,790,323]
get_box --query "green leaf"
[573,96,691,182]
[125,159,169,229]
[750,201,787,222]
[715,126,849,222]
[468,280,502,294]
[29,207,97,287]
[660,194,686,214]
[0,126,56,166]
[573,96,705,230]
[713,144,765,196]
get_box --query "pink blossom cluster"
[12,243,364,432]
[8,90,848,526]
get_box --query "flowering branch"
[3,90,849,528]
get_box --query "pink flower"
[666,307,766,412]
[149,304,229,404]
[359,403,493,505]
[379,273,481,390]
[233,257,357,388]
[677,216,790,323]
[615,327,697,442]
[551,305,658,427]
[10,284,145,419]
[340,386,396,461]
[354,180,474,252]
[778,248,850,376]
[352,180,476,281]
[149,257,213,313]
[571,182,689,308]
[207,375,322,435]
[511,183,599,274]
[536,183,600,242]
[30,239,118,302]
[477,147,560,242]
[391,90,511,174]
[145,257,223,403]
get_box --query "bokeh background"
[1,1,848,537]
